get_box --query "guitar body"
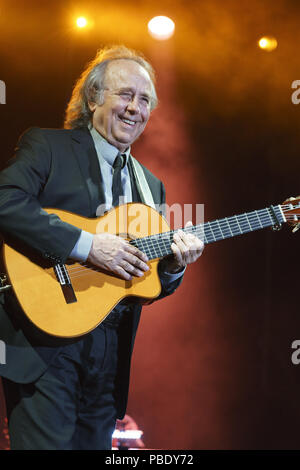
[2,203,170,338]
[4,196,298,338]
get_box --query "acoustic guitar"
[1,199,299,338]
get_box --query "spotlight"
[148,16,175,40]
[258,36,278,52]
[76,17,87,28]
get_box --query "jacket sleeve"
[0,128,81,264]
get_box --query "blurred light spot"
[148,16,175,40]
[76,17,87,28]
[112,430,143,439]
[258,36,278,52]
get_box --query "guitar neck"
[130,204,286,261]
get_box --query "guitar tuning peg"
[292,223,300,233]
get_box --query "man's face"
[89,59,153,151]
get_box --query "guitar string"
[67,205,296,269]
[66,207,291,271]
[128,208,282,244]
[66,208,288,282]
[67,207,282,265]
[67,213,275,275]
[66,209,291,279]
[64,215,294,279]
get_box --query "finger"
[174,230,204,263]
[171,242,183,265]
[173,232,190,262]
[125,243,149,263]
[185,220,193,228]
[174,230,195,251]
[120,259,145,278]
[178,228,203,253]
[186,238,204,260]
[123,251,149,272]
[183,222,195,240]
[195,239,204,255]
[114,265,133,281]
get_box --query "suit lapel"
[71,128,146,213]
[71,127,106,217]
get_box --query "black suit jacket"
[0,127,182,417]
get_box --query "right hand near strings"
[87,233,149,281]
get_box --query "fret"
[188,225,205,243]
[249,209,270,229]
[216,219,225,239]
[254,209,265,228]
[217,218,232,239]
[237,213,252,233]
[188,224,204,242]
[134,238,149,258]
[210,220,223,240]
[227,216,241,236]
[204,222,216,242]
[192,224,207,243]
[151,236,161,259]
[254,210,263,229]
[129,204,285,260]
[137,238,146,254]
[159,234,171,257]
[233,215,243,234]
[245,213,253,231]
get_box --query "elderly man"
[0,45,203,450]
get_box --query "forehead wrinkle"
[104,60,152,92]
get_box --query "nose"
[126,95,140,114]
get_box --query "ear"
[88,101,97,112]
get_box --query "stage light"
[148,16,175,40]
[76,17,87,28]
[258,36,278,52]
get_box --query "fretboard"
[130,205,285,261]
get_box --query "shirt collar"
[89,125,130,167]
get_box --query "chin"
[114,134,137,148]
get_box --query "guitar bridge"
[54,264,77,304]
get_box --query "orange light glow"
[148,16,175,40]
[76,17,87,28]
[258,36,278,52]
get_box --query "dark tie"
[112,153,125,207]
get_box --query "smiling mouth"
[120,117,137,127]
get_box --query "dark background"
[1,0,300,449]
